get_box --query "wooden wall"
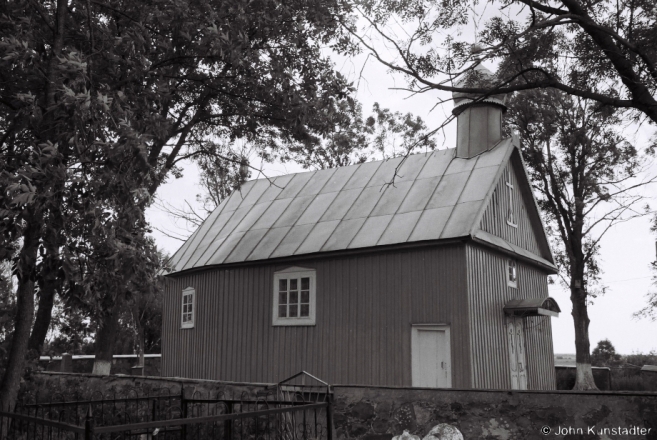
[466,243,556,390]
[479,155,550,259]
[162,244,472,387]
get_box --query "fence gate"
[0,372,332,440]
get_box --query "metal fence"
[0,382,331,440]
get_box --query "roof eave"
[472,230,559,274]
[163,236,471,278]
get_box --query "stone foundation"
[331,385,657,440]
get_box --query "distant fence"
[1,386,330,440]
[39,354,161,376]
[556,364,657,391]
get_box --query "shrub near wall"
[332,386,657,440]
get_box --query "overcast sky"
[146,16,657,356]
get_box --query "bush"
[612,375,646,391]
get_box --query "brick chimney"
[452,62,508,158]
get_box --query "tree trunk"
[91,302,121,375]
[136,323,145,368]
[571,286,598,390]
[28,172,65,355]
[0,216,39,412]
[27,283,56,355]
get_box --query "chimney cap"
[452,62,507,115]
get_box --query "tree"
[285,101,437,169]
[591,339,621,367]
[636,225,657,321]
[155,142,251,237]
[0,262,15,377]
[0,0,355,411]
[160,100,436,238]
[122,241,167,368]
[349,0,657,124]
[505,88,652,389]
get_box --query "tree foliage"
[591,339,622,367]
[351,0,657,124]
[0,262,14,376]
[0,0,357,410]
[284,100,437,170]
[505,88,652,389]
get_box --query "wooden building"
[162,66,561,390]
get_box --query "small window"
[273,267,316,326]
[508,260,518,288]
[181,287,195,329]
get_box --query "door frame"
[411,324,452,388]
[506,316,528,390]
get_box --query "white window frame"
[181,287,195,329]
[507,259,518,288]
[272,267,316,326]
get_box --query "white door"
[506,317,528,390]
[412,325,452,388]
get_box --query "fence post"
[180,387,187,439]
[84,405,95,440]
[225,402,233,440]
[326,389,334,440]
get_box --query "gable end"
[476,150,553,262]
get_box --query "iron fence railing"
[0,402,328,440]
[0,383,331,440]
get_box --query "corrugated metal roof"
[167,139,517,273]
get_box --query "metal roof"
[504,297,561,317]
[168,139,517,274]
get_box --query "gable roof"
[167,137,556,274]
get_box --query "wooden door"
[412,325,452,388]
[506,317,527,390]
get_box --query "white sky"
[146,14,657,356]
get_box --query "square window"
[273,268,316,326]
[181,287,195,329]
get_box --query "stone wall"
[331,386,657,440]
[642,367,657,391]
[23,373,657,439]
[25,372,273,402]
[555,366,612,390]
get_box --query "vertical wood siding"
[479,158,548,258]
[162,244,471,387]
[466,243,556,390]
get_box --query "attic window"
[181,287,195,329]
[505,168,517,228]
[508,259,518,288]
[273,267,316,326]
